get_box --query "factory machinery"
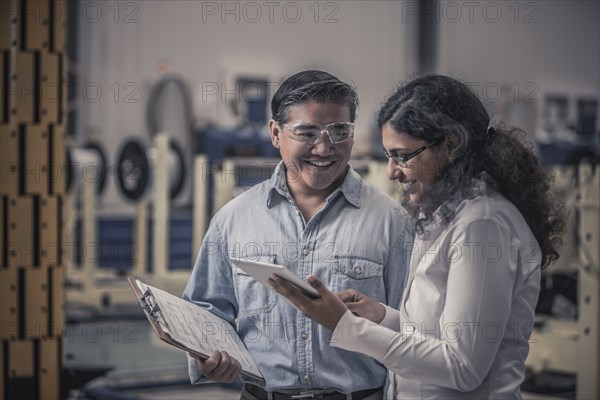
[61,119,599,399]
[523,163,599,399]
[62,135,600,399]
[31,92,600,399]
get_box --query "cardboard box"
[39,338,60,400]
[24,125,49,195]
[7,197,35,267]
[40,52,59,123]
[49,124,65,195]
[15,52,38,123]
[25,266,48,339]
[8,339,34,377]
[0,267,18,339]
[0,125,19,196]
[49,265,64,337]
[40,196,59,267]
[22,0,50,50]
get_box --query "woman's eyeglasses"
[383,137,444,167]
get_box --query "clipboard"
[127,277,265,384]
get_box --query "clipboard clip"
[139,288,161,321]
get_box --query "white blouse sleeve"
[331,220,522,392]
[379,304,401,331]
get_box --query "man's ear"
[269,119,281,149]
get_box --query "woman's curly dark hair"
[378,74,564,268]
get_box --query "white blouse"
[332,193,541,399]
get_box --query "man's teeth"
[306,160,334,167]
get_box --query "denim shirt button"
[301,332,309,340]
[353,265,362,274]
[303,374,310,381]
[303,248,309,256]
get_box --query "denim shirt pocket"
[233,254,279,315]
[333,256,386,304]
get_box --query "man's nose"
[311,132,334,155]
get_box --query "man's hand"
[269,274,348,331]
[191,351,241,383]
[337,289,386,324]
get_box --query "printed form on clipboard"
[128,277,264,384]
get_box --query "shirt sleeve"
[382,214,414,309]
[182,219,239,384]
[332,220,520,392]
[379,304,401,331]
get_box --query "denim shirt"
[183,161,413,392]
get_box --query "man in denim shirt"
[183,70,413,399]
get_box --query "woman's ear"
[446,133,459,151]
[269,119,281,149]
[444,133,460,162]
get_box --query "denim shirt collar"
[267,160,362,209]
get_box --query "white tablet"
[230,258,321,299]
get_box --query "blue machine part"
[74,215,194,271]
[72,128,279,273]
[538,142,598,165]
[197,127,278,160]
[196,127,280,216]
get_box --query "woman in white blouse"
[269,75,564,399]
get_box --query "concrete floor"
[65,319,243,398]
[64,319,572,400]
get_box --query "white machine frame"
[66,133,192,309]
